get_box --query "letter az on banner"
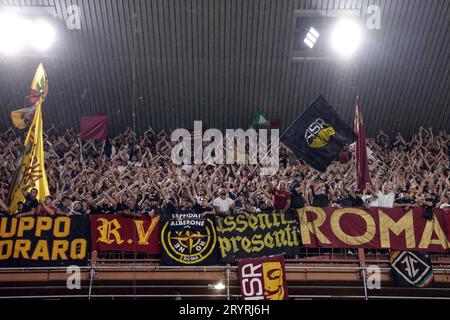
[238,255,289,300]
[90,215,160,253]
[0,216,89,267]
[216,210,300,263]
[297,207,450,252]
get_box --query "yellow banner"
[8,64,49,212]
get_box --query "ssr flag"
[8,64,50,212]
[390,251,434,288]
[238,255,288,300]
[281,95,356,172]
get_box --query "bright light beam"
[330,19,363,58]
[30,20,57,51]
[0,12,31,55]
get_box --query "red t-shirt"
[272,189,291,210]
[39,205,57,216]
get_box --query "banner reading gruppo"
[0,216,89,267]
[90,215,160,253]
[298,207,450,252]
[216,210,300,263]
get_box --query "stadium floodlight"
[0,12,30,55]
[30,20,56,51]
[0,11,57,55]
[304,27,320,49]
[330,19,363,57]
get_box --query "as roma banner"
[216,210,300,263]
[160,213,219,266]
[238,255,289,300]
[0,216,89,267]
[90,214,160,253]
[298,207,450,252]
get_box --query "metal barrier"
[1,249,450,300]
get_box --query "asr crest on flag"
[8,63,50,213]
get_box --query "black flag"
[390,251,435,288]
[281,95,356,172]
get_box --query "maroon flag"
[238,255,288,300]
[354,97,372,191]
[80,114,108,141]
[90,215,160,253]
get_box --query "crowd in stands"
[0,125,449,218]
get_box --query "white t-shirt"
[377,191,395,208]
[213,197,234,212]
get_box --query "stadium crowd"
[0,125,449,217]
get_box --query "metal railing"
[1,250,450,300]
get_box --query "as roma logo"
[161,217,217,265]
[304,118,336,148]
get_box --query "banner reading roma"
[216,210,300,263]
[238,255,289,300]
[0,216,89,267]
[90,215,160,253]
[298,207,450,252]
[160,213,219,265]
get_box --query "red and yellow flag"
[8,63,50,212]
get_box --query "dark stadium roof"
[0,0,449,137]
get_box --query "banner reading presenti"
[90,214,160,253]
[216,210,300,263]
[297,207,450,252]
[0,216,89,267]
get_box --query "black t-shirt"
[351,196,364,207]
[423,197,436,220]
[57,203,71,214]
[311,184,329,207]
[165,201,193,215]
[337,198,353,207]
[193,203,214,214]
[141,206,164,216]
[23,195,39,212]
[116,203,129,212]
[394,197,416,206]
[166,201,212,215]
[291,191,305,208]
[312,195,329,207]
[290,181,305,209]
[96,204,116,215]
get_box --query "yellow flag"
[10,63,48,129]
[11,105,37,129]
[30,63,48,100]
[8,64,49,212]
